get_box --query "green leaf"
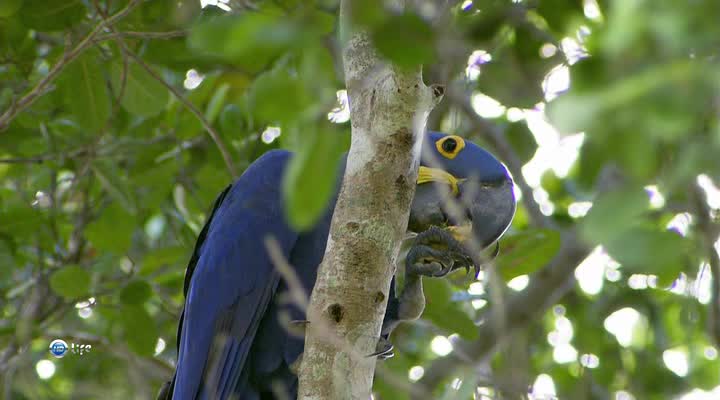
[248,69,313,125]
[536,0,585,35]
[49,265,91,299]
[372,13,436,69]
[476,27,555,108]
[219,103,246,136]
[605,227,687,284]
[373,351,413,400]
[140,246,186,276]
[91,160,137,214]
[132,160,177,211]
[282,126,346,231]
[0,204,44,238]
[205,83,230,124]
[505,121,537,163]
[120,304,158,356]
[57,52,111,132]
[0,0,23,18]
[119,280,153,305]
[188,11,297,72]
[581,186,649,244]
[0,17,30,60]
[546,91,604,135]
[298,45,337,101]
[575,135,609,189]
[85,203,136,253]
[19,0,85,31]
[110,62,169,117]
[0,240,13,283]
[496,229,562,281]
[547,60,708,135]
[458,0,509,44]
[422,278,478,340]
[348,0,388,29]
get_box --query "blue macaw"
[158,132,516,400]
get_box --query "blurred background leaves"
[0,0,719,399]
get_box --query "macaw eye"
[441,138,457,153]
[436,135,466,159]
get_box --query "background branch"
[417,233,589,392]
[0,0,140,131]
[693,184,720,347]
[446,87,554,230]
[121,49,238,178]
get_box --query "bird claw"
[367,337,394,360]
[406,253,454,277]
[406,226,478,280]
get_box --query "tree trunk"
[297,1,442,399]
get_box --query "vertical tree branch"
[297,1,443,398]
[692,184,720,347]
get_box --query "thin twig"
[263,235,359,357]
[0,0,141,131]
[121,49,238,178]
[0,157,46,164]
[416,233,588,392]
[95,30,188,41]
[91,0,132,134]
[265,236,309,310]
[91,0,232,178]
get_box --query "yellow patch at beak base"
[417,166,464,196]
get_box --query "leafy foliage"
[1,0,719,399]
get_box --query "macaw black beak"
[407,174,516,250]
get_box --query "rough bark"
[296,2,442,399]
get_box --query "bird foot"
[367,337,394,360]
[405,226,478,279]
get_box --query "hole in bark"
[328,303,344,323]
[346,221,360,233]
[431,84,445,98]
[374,291,385,304]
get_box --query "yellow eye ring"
[436,135,465,159]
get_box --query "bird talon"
[368,337,394,358]
[378,351,394,360]
[434,261,454,277]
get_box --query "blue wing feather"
[172,150,298,400]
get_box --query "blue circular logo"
[49,339,68,358]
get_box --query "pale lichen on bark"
[297,1,443,399]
